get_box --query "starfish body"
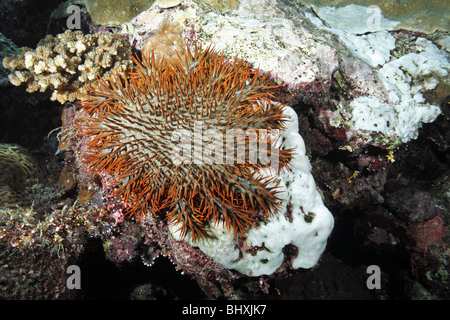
[77,44,293,241]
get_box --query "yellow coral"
[0,144,42,208]
[3,30,133,104]
[141,20,185,64]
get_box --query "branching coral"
[76,43,294,241]
[3,30,133,104]
[0,144,42,208]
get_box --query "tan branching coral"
[0,144,42,208]
[142,20,185,64]
[3,30,133,104]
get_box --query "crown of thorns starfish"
[77,43,294,241]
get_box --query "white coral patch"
[305,10,448,145]
[169,106,334,276]
[349,38,447,143]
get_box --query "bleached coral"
[307,1,449,34]
[3,30,133,104]
[347,38,447,144]
[198,0,336,88]
[306,10,449,148]
[315,5,400,34]
[122,0,339,91]
[0,144,42,208]
[170,106,335,277]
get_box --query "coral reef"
[52,0,449,298]
[3,30,133,104]
[0,190,118,298]
[120,0,447,159]
[197,0,340,93]
[0,0,448,301]
[121,5,196,52]
[0,144,42,208]
[0,199,103,252]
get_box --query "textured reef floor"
[0,0,449,300]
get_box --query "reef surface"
[0,0,448,300]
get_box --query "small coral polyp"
[77,43,293,241]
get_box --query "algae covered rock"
[85,0,155,26]
[0,143,42,208]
